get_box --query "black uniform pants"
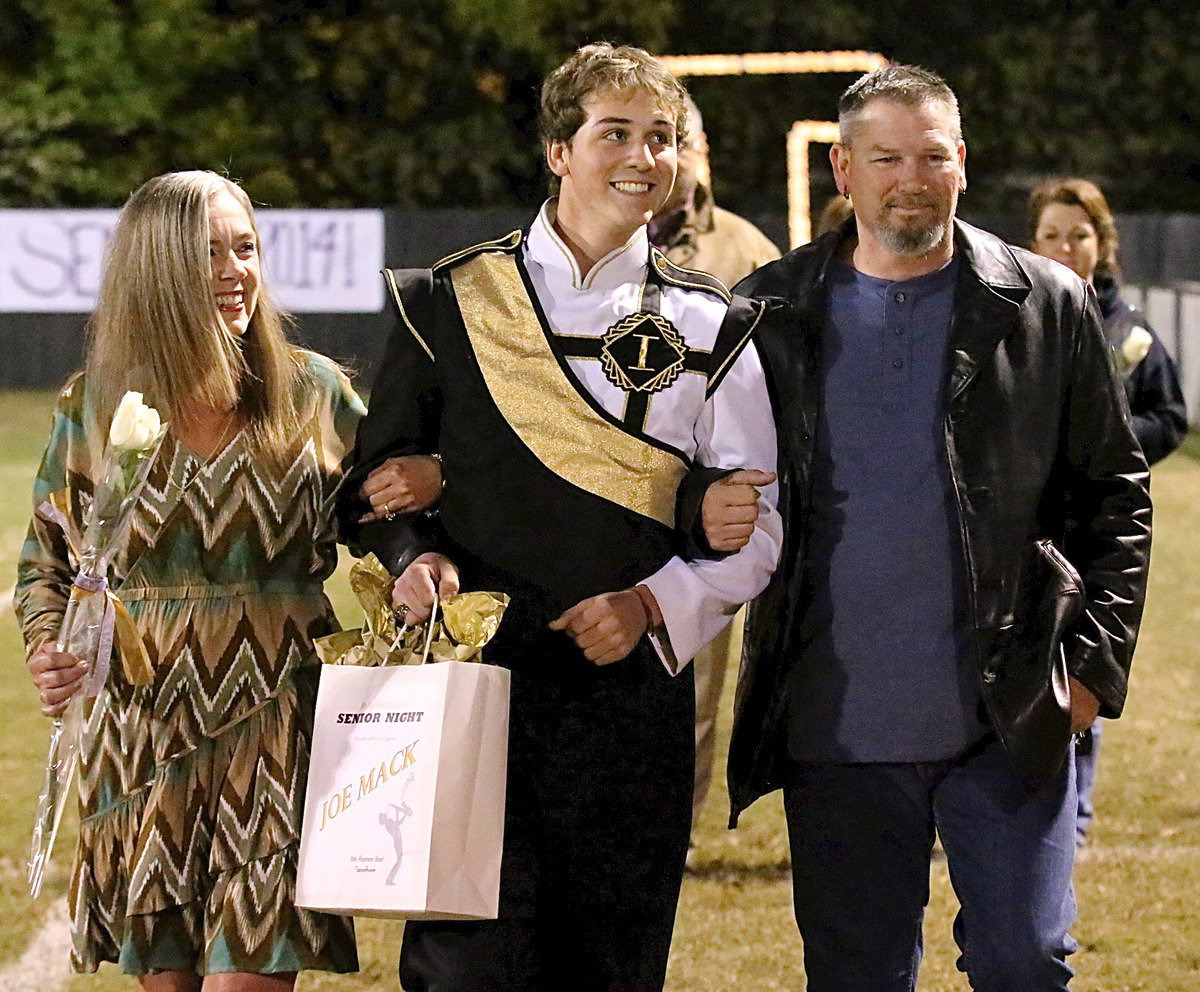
[399,632,695,992]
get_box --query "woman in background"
[1029,177,1187,843]
[17,170,362,991]
[1030,178,1186,464]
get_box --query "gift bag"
[296,660,509,919]
[296,556,511,920]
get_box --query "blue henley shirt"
[786,255,987,763]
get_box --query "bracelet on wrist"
[632,584,658,629]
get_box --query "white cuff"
[641,560,733,673]
[646,621,685,676]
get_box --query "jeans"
[1074,718,1102,842]
[783,737,1078,992]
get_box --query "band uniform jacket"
[338,210,781,667]
[336,212,780,945]
[715,218,1152,825]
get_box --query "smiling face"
[207,188,260,336]
[832,97,966,261]
[547,88,678,257]
[1033,202,1100,283]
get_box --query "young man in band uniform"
[339,44,780,992]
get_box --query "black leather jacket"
[720,220,1152,824]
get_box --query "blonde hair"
[1027,177,1121,282]
[84,170,307,458]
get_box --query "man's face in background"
[656,129,709,218]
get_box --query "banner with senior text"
[0,209,385,313]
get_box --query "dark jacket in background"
[1095,274,1188,465]
[720,219,1152,824]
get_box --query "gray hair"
[838,63,962,146]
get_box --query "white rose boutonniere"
[1118,326,1153,377]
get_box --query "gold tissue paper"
[316,553,509,666]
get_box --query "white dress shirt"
[523,202,782,671]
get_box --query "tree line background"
[2,0,1198,220]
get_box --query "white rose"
[109,391,162,451]
[1121,326,1153,370]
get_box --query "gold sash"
[450,251,687,528]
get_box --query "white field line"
[0,897,71,992]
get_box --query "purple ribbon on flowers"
[40,499,115,697]
[71,571,115,698]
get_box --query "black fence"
[3,209,1199,392]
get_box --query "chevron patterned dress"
[16,353,363,975]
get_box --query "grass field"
[0,389,1196,991]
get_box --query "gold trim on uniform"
[383,268,435,361]
[450,251,687,528]
[707,304,765,396]
[650,250,732,302]
[433,230,522,271]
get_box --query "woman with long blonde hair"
[17,171,363,991]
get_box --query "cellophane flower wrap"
[28,391,166,897]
